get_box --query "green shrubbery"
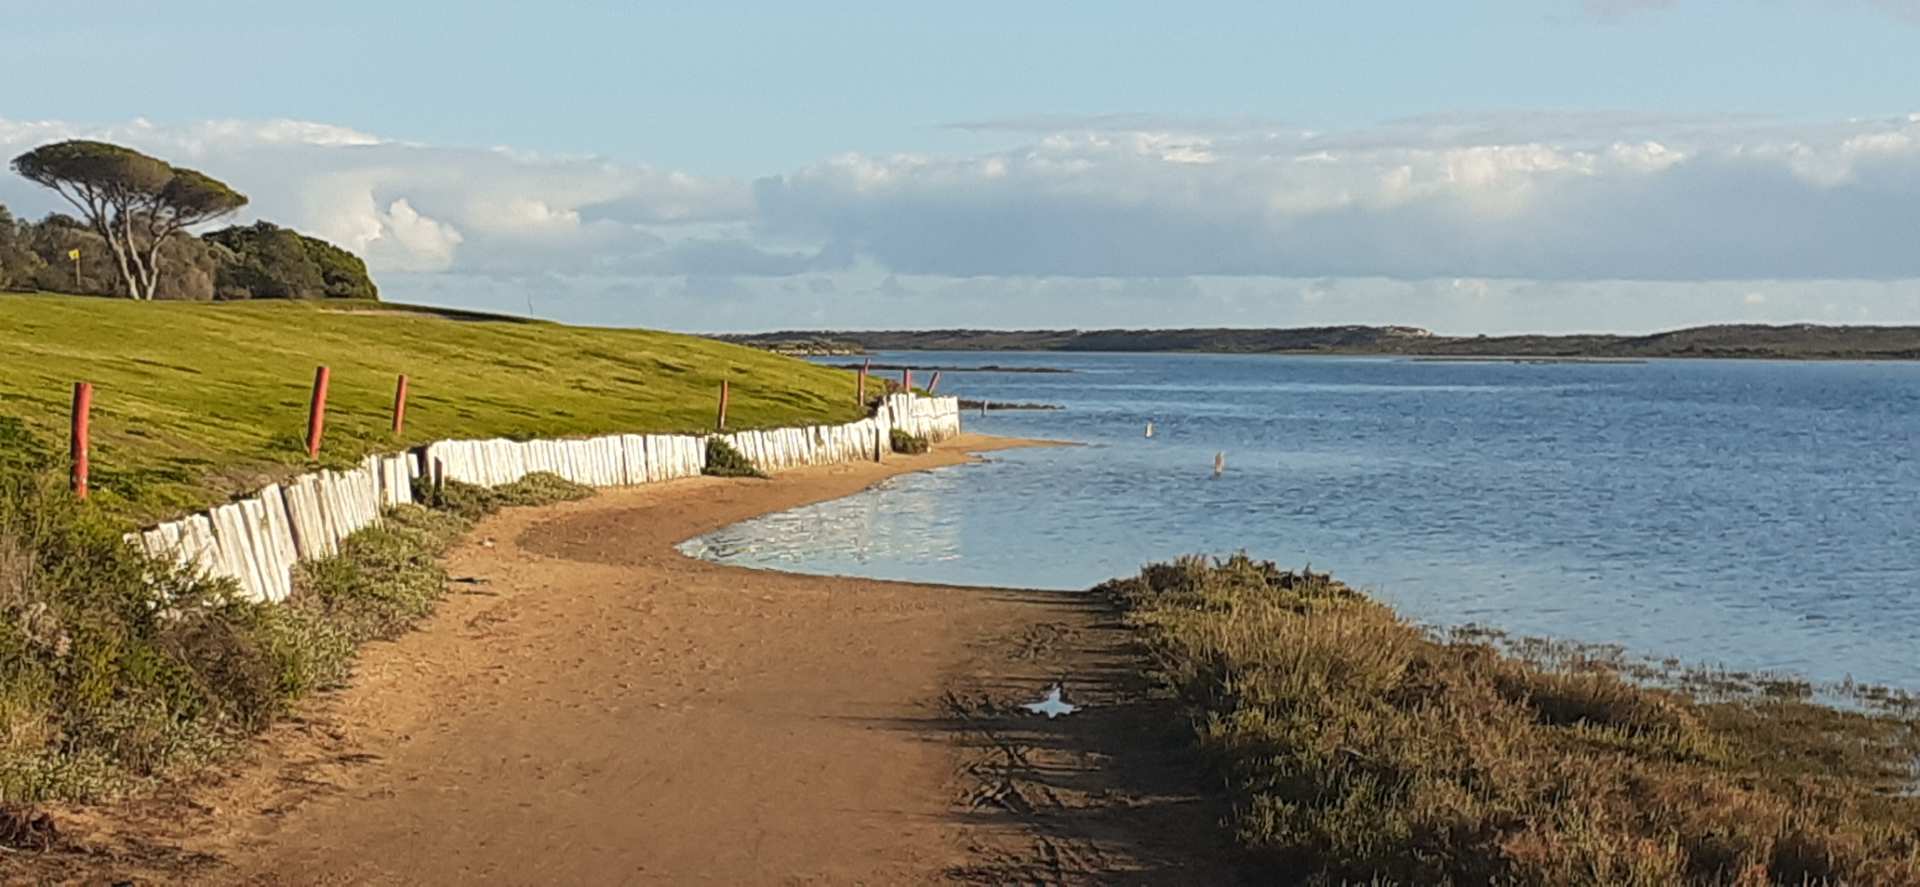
[889,429,929,454]
[0,204,376,301]
[204,221,377,300]
[0,463,588,804]
[702,437,765,478]
[1104,554,1920,885]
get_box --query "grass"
[0,464,592,807]
[0,293,866,523]
[889,429,930,454]
[1103,554,1920,885]
[702,437,766,479]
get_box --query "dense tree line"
[4,140,376,301]
[0,204,377,301]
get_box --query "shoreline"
[13,433,1227,884]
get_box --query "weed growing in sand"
[889,430,929,455]
[703,437,766,478]
[1103,553,1920,885]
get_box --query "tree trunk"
[97,220,141,300]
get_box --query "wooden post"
[903,368,913,392]
[856,365,866,405]
[391,374,409,435]
[716,379,730,431]
[927,371,941,394]
[70,381,92,500]
[306,366,330,459]
[432,457,446,498]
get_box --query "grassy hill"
[0,293,866,523]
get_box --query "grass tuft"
[889,429,929,455]
[702,437,765,478]
[1104,553,1920,885]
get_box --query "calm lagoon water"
[682,352,1920,689]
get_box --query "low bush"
[703,437,765,478]
[0,467,589,805]
[889,429,929,454]
[1104,553,1920,885]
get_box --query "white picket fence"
[128,395,961,603]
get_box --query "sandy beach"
[20,434,1231,885]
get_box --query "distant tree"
[0,204,44,291]
[10,140,247,300]
[205,221,378,301]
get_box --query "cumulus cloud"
[755,112,1920,280]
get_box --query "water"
[683,352,1920,689]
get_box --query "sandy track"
[18,435,1232,885]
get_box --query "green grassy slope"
[0,294,865,522]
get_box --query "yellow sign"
[67,249,80,261]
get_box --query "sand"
[15,434,1232,885]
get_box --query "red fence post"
[927,371,941,394]
[391,373,409,435]
[306,366,330,459]
[716,379,730,431]
[903,368,912,392]
[70,381,92,500]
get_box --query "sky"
[2,0,1918,333]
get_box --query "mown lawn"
[0,293,864,522]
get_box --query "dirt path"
[18,435,1234,885]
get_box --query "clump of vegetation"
[412,472,593,521]
[889,429,929,454]
[0,464,589,805]
[1103,554,1920,885]
[703,437,765,478]
[203,221,377,301]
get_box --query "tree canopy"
[204,221,378,300]
[10,140,248,300]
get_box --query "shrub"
[1105,553,1920,885]
[203,221,378,301]
[889,429,929,454]
[412,471,593,522]
[703,437,765,478]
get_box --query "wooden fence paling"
[392,374,409,435]
[716,380,730,431]
[306,366,331,459]
[70,381,92,499]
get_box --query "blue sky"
[4,1,1919,332]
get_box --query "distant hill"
[715,324,1920,360]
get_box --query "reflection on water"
[682,351,1920,690]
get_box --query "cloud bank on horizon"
[3,112,1917,333]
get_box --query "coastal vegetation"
[1104,554,1920,885]
[0,463,591,807]
[702,437,767,478]
[722,324,1920,361]
[0,294,866,523]
[889,429,930,455]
